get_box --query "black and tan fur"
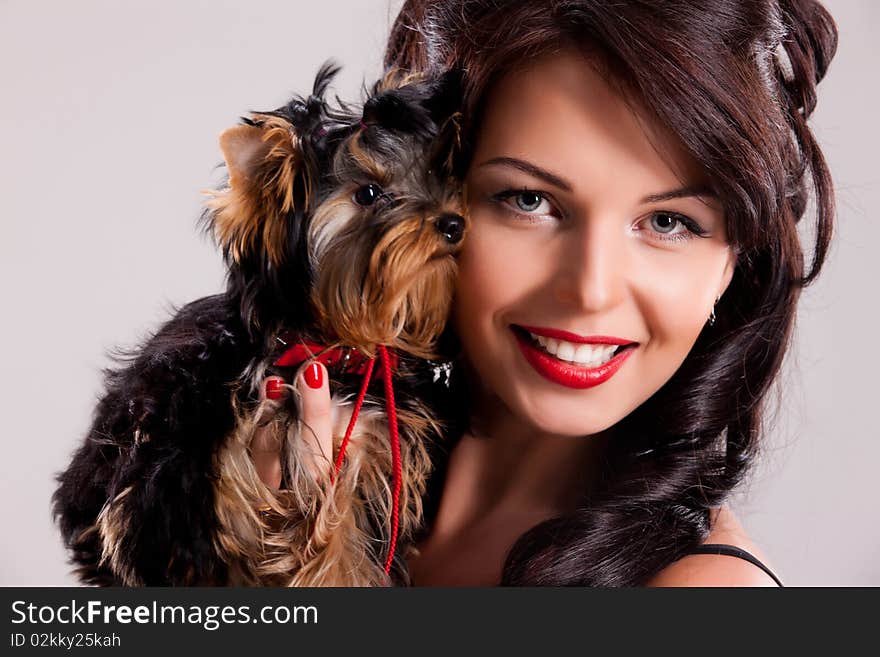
[51,63,466,586]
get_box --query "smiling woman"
[371,0,839,587]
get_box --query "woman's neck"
[429,386,610,540]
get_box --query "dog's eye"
[353,184,384,206]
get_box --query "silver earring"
[708,295,720,326]
[429,360,453,387]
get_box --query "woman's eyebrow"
[640,185,718,203]
[476,157,718,204]
[476,157,573,191]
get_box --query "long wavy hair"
[385,0,838,585]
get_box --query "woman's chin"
[513,397,621,439]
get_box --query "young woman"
[253,0,838,586]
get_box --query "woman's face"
[454,49,737,438]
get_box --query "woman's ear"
[203,114,311,268]
[717,245,738,299]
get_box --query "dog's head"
[308,68,466,360]
[202,64,466,359]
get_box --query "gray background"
[1,0,875,586]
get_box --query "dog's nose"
[435,213,465,244]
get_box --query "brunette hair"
[385,0,838,585]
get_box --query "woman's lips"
[515,325,635,345]
[510,325,637,389]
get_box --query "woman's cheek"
[456,218,533,320]
[635,249,721,373]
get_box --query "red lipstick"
[511,325,637,389]
[516,325,634,345]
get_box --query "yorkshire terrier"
[51,62,466,586]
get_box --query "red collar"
[272,335,399,379]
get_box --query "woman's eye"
[493,189,555,219]
[642,211,708,243]
[510,191,547,212]
[651,212,685,235]
[353,184,384,206]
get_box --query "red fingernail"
[304,362,323,389]
[265,378,285,400]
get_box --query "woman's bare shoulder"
[644,506,780,587]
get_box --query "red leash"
[378,345,402,575]
[273,340,402,577]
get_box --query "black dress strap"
[688,543,784,587]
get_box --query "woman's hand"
[251,361,333,488]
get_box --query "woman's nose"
[552,218,628,312]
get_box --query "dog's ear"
[362,67,447,139]
[429,109,464,181]
[203,114,310,269]
[218,124,272,192]
[425,69,465,180]
[422,68,464,128]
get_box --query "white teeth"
[573,343,595,363]
[556,341,576,361]
[527,331,621,367]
